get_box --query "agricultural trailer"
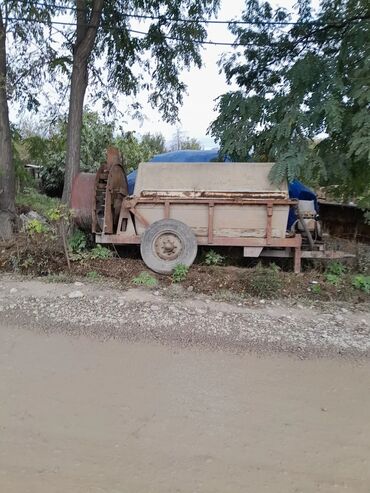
[71,147,351,274]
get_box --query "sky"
[126,0,247,149]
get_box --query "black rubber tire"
[140,219,198,274]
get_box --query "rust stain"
[140,190,289,200]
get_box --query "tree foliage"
[141,132,166,156]
[210,0,370,207]
[114,132,144,173]
[88,0,221,121]
[20,112,114,196]
[0,1,58,238]
[11,125,36,190]
[180,137,202,150]
[169,128,202,150]
[16,112,167,195]
[3,1,59,110]
[51,0,220,203]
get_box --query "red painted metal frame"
[96,195,304,272]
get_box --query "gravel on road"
[0,276,369,358]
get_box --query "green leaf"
[210,0,370,199]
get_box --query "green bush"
[248,263,282,298]
[325,273,342,286]
[172,263,189,283]
[352,275,370,294]
[68,230,87,254]
[311,283,322,295]
[28,112,114,197]
[26,219,49,234]
[325,261,347,286]
[89,244,113,260]
[326,261,347,276]
[69,243,113,262]
[205,249,225,266]
[132,272,158,287]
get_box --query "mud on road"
[0,276,369,358]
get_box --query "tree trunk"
[62,0,104,205]
[0,10,14,239]
[62,59,88,204]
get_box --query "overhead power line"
[15,0,370,27]
[7,7,370,48]
[127,29,254,47]
[6,17,256,47]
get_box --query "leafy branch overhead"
[42,0,220,124]
[16,111,166,196]
[1,1,64,239]
[210,0,370,207]
[59,0,220,204]
[2,0,221,209]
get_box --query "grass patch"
[86,270,101,281]
[213,289,245,304]
[17,188,60,216]
[310,283,322,295]
[248,263,282,298]
[46,273,73,283]
[352,274,370,293]
[132,272,158,287]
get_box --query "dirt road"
[1,278,370,492]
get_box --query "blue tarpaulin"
[126,150,317,229]
[287,179,318,229]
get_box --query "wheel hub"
[154,232,183,261]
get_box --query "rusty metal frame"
[96,232,303,273]
[128,206,150,228]
[125,196,296,207]
[139,190,289,200]
[97,234,141,244]
[92,147,128,234]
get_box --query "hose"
[296,206,315,251]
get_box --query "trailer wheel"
[140,219,198,274]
